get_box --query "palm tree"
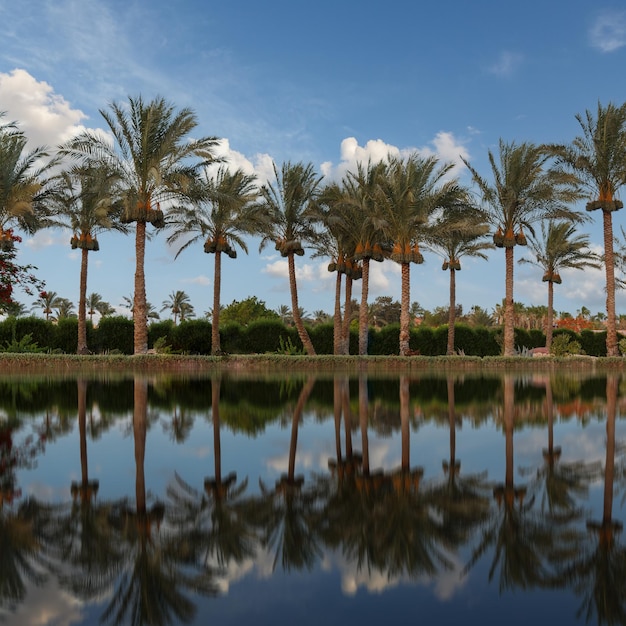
[122,293,160,320]
[462,140,582,355]
[0,121,56,248]
[424,201,492,355]
[32,290,62,320]
[60,95,220,354]
[55,298,76,319]
[161,290,192,326]
[382,155,473,355]
[549,102,626,356]
[257,161,323,356]
[86,292,115,323]
[50,164,127,353]
[167,166,263,354]
[518,220,601,350]
[348,161,389,355]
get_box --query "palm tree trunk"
[212,251,222,355]
[504,246,515,356]
[359,258,370,356]
[447,377,456,469]
[342,380,353,458]
[359,374,370,476]
[288,252,316,355]
[342,275,353,355]
[447,268,456,355]
[134,221,148,355]
[333,377,343,464]
[134,378,148,514]
[287,378,316,481]
[399,262,411,356]
[546,280,555,350]
[212,377,221,484]
[603,210,618,357]
[78,379,88,486]
[504,375,514,489]
[77,248,89,354]
[603,375,618,525]
[400,375,410,471]
[333,270,343,355]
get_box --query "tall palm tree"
[380,152,472,355]
[60,95,220,354]
[257,161,323,356]
[424,203,492,354]
[518,220,601,350]
[50,164,127,353]
[347,161,389,355]
[549,102,626,356]
[167,166,263,354]
[462,140,582,355]
[160,290,192,326]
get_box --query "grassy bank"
[0,352,622,377]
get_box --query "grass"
[0,352,621,377]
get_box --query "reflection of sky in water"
[4,373,626,625]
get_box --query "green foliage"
[528,329,546,348]
[153,336,174,354]
[551,332,583,356]
[93,316,134,354]
[171,319,212,354]
[54,317,79,353]
[15,316,53,349]
[411,326,437,355]
[433,326,449,355]
[369,324,398,355]
[453,323,485,356]
[619,336,626,357]
[244,319,291,354]
[148,319,174,349]
[580,329,607,357]
[309,322,334,354]
[0,333,44,353]
[220,322,244,353]
[276,335,304,355]
[476,327,501,356]
[220,296,279,326]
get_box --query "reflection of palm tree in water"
[561,374,626,625]
[103,378,215,626]
[258,377,321,572]
[467,374,558,591]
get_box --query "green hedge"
[92,316,134,354]
[171,319,212,354]
[148,320,175,349]
[242,319,294,354]
[579,329,607,357]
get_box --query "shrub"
[54,317,79,353]
[220,322,244,353]
[93,316,134,354]
[309,323,334,355]
[551,333,583,356]
[579,329,607,357]
[171,319,212,354]
[370,324,399,355]
[244,319,291,354]
[15,316,54,349]
[148,320,175,349]
[412,326,437,356]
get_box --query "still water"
[0,369,624,626]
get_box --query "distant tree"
[161,290,193,326]
[220,296,279,326]
[86,292,115,322]
[369,296,401,328]
[55,297,76,319]
[467,305,495,327]
[32,290,63,320]
[275,304,292,325]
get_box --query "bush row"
[0,316,611,357]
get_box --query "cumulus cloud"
[487,51,523,77]
[322,133,469,182]
[182,275,212,287]
[590,11,626,52]
[0,69,88,148]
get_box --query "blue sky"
[1,0,626,321]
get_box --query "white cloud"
[0,69,88,149]
[262,260,318,283]
[24,229,68,252]
[182,275,212,287]
[322,133,469,182]
[590,11,626,52]
[487,51,523,77]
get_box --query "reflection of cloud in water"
[212,558,256,593]
[266,450,314,474]
[3,577,84,626]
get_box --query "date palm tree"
[160,290,192,326]
[257,162,323,356]
[0,121,57,247]
[348,161,389,355]
[462,140,582,355]
[424,203,492,354]
[60,96,220,354]
[548,102,626,356]
[50,164,127,353]
[86,292,115,322]
[518,220,601,350]
[380,152,474,355]
[32,290,62,320]
[167,166,262,354]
